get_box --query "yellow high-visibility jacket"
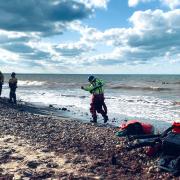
[83,78,104,94]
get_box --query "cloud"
[39,8,180,69]
[128,0,180,9]
[128,0,153,7]
[160,0,180,10]
[78,0,109,8]
[0,0,93,35]
[0,30,33,44]
[68,9,180,67]
[128,0,140,7]
[55,40,92,57]
[2,43,34,53]
[0,48,19,62]
[0,0,111,72]
[121,9,180,62]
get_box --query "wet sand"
[0,97,178,179]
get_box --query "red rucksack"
[119,120,154,135]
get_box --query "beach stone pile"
[0,98,178,179]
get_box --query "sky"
[0,0,180,74]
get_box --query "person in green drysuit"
[81,75,108,123]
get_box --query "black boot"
[90,117,97,123]
[104,115,108,123]
[9,99,13,103]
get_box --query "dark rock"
[57,172,69,178]
[0,174,14,179]
[11,155,24,161]
[26,160,39,169]
[62,107,67,111]
[41,148,50,153]
[49,104,53,108]
[34,171,54,179]
[0,149,13,163]
[111,154,117,165]
[127,100,134,102]
[3,138,12,142]
[46,162,59,168]
[23,169,33,177]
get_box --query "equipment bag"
[162,132,180,156]
[116,121,144,137]
[123,122,144,135]
[116,120,154,137]
[159,155,180,176]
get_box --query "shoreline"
[1,93,173,131]
[0,98,178,179]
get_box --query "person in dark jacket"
[81,75,108,123]
[9,72,18,104]
[0,71,4,97]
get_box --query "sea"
[2,74,180,130]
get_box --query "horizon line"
[2,73,180,75]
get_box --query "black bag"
[116,122,144,137]
[159,155,180,176]
[125,122,144,135]
[162,132,180,156]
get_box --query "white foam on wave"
[18,89,90,110]
[19,89,179,121]
[106,95,179,122]
[18,80,46,86]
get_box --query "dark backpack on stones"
[162,132,180,156]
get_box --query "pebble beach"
[0,97,178,179]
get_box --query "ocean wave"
[173,82,180,85]
[162,81,180,85]
[109,85,171,91]
[61,94,87,98]
[18,80,46,86]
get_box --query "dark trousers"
[0,83,2,96]
[90,94,108,121]
[9,88,16,104]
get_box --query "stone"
[62,107,67,111]
[26,160,39,169]
[41,148,50,153]
[11,154,25,161]
[23,170,33,177]
[46,162,59,168]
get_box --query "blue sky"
[0,0,180,74]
